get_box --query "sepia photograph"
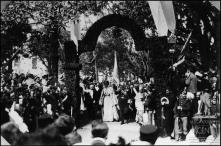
[1,1,220,145]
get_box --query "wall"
[13,55,48,77]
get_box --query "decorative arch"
[79,14,157,54]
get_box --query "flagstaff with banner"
[112,50,120,85]
[70,17,81,53]
[148,1,176,37]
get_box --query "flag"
[70,19,80,52]
[1,1,10,11]
[112,51,120,85]
[160,1,176,34]
[148,1,176,36]
[210,1,220,11]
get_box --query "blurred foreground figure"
[1,122,22,145]
[65,131,82,145]
[13,130,68,146]
[1,136,10,145]
[130,124,159,145]
[91,120,110,145]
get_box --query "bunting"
[210,1,220,11]
[70,19,80,52]
[112,51,120,85]
[148,1,176,36]
[1,1,10,11]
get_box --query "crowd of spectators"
[1,65,220,145]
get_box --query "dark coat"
[127,89,136,109]
[93,89,101,106]
[173,95,192,117]
[1,106,9,125]
[118,92,129,112]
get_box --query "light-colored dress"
[112,93,119,121]
[135,92,144,111]
[134,89,144,123]
[102,87,117,122]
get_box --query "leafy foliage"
[1,1,219,84]
[1,1,108,65]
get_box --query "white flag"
[148,1,176,36]
[210,1,220,11]
[1,1,10,11]
[70,19,80,51]
[160,1,176,34]
[112,51,120,85]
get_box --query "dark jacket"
[173,95,192,117]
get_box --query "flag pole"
[169,30,192,69]
[112,50,119,85]
[95,57,98,83]
[179,30,193,55]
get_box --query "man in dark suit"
[127,85,136,121]
[93,83,103,119]
[117,86,129,124]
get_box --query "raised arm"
[133,87,138,94]
[61,95,68,103]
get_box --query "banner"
[1,1,10,11]
[160,1,176,34]
[210,1,220,11]
[148,1,176,36]
[70,19,80,51]
[112,51,120,85]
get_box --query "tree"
[1,4,32,74]
[110,1,219,76]
[79,1,219,93]
[1,1,108,83]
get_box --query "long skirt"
[135,110,144,124]
[103,96,114,122]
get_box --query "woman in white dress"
[99,81,116,122]
[112,84,119,121]
[133,85,145,125]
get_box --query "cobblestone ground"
[77,122,217,145]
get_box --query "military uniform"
[173,93,192,141]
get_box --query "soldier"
[173,89,192,141]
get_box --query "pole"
[180,31,192,54]
[177,31,193,61]
[95,58,98,82]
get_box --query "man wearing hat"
[130,125,159,145]
[127,84,136,121]
[82,83,96,120]
[173,89,192,141]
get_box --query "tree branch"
[39,56,48,68]
[2,48,21,70]
[124,69,138,79]
[126,51,140,67]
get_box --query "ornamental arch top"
[78,14,167,54]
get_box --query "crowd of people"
[1,65,220,145]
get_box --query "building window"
[32,57,37,69]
